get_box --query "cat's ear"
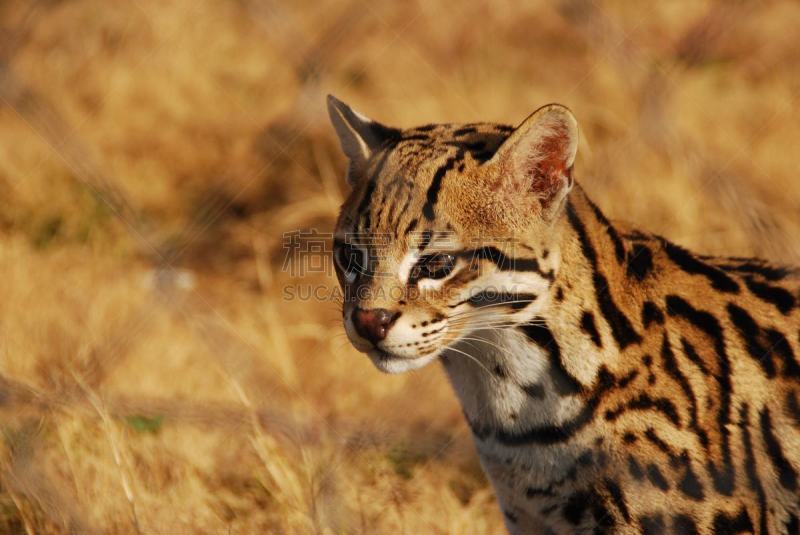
[327,95,399,185]
[490,104,578,217]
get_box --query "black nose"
[352,307,400,345]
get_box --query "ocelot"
[328,95,800,534]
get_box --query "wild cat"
[328,95,800,534]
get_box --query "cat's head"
[328,96,578,373]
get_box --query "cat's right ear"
[327,95,399,185]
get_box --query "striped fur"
[328,96,800,534]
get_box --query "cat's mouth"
[366,348,439,374]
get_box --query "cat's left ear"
[490,103,578,218]
[327,95,400,185]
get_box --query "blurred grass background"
[1,0,799,533]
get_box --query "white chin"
[367,350,438,374]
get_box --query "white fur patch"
[397,250,420,284]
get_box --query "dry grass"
[1,0,799,533]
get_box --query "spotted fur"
[328,95,800,534]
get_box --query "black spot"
[628,456,644,480]
[617,369,639,388]
[413,124,437,132]
[717,261,794,281]
[603,479,630,522]
[670,449,690,469]
[587,197,625,264]
[712,507,753,535]
[641,301,664,328]
[471,150,496,163]
[662,240,740,293]
[563,491,591,525]
[677,463,705,501]
[503,510,518,524]
[743,275,796,314]
[788,391,800,426]
[727,305,800,380]
[643,428,676,459]
[401,133,431,141]
[728,303,777,377]
[555,287,565,302]
[766,328,800,378]
[738,404,768,534]
[605,394,681,427]
[461,141,486,152]
[525,485,554,498]
[577,450,593,466]
[402,217,418,237]
[580,311,603,348]
[592,501,616,530]
[622,432,637,444]
[563,489,615,529]
[493,365,507,378]
[646,464,669,490]
[672,514,698,535]
[594,273,642,349]
[520,323,583,396]
[680,338,710,376]
[640,514,665,535]
[416,229,433,252]
[422,150,464,220]
[566,202,598,265]
[759,407,798,491]
[627,243,654,281]
[522,383,546,399]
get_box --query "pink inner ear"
[524,124,572,209]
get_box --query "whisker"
[447,313,536,325]
[446,312,542,327]
[455,336,517,359]
[441,345,493,376]
[447,317,545,330]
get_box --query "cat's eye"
[334,243,367,282]
[411,253,456,281]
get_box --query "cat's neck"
[440,324,588,440]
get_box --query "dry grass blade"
[72,374,143,534]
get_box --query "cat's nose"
[352,307,400,345]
